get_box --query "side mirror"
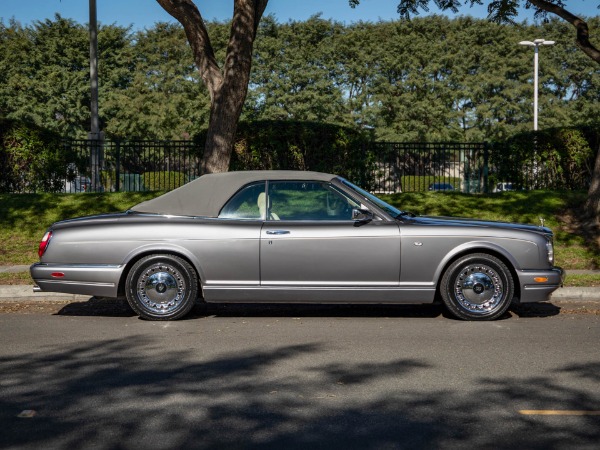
[352,208,373,223]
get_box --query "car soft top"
[130,170,337,217]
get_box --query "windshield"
[339,178,405,218]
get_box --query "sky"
[0,0,541,29]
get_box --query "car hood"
[408,215,552,235]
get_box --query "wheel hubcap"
[454,264,503,314]
[137,264,186,315]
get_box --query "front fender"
[431,240,523,284]
[400,235,539,285]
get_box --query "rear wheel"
[440,253,514,321]
[125,254,198,320]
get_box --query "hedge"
[0,118,72,193]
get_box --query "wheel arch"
[117,245,204,297]
[434,244,521,301]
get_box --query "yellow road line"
[519,410,600,416]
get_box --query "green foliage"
[103,23,210,140]
[142,171,187,191]
[491,127,596,190]
[249,14,600,142]
[0,119,71,193]
[1,15,598,142]
[195,120,372,182]
[0,16,98,137]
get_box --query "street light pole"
[89,0,99,139]
[88,0,103,191]
[519,39,555,131]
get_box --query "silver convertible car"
[31,170,563,321]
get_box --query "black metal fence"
[367,142,489,193]
[40,138,592,194]
[63,139,203,193]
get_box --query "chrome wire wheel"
[441,253,514,321]
[126,254,198,320]
[137,264,186,316]
[453,263,503,315]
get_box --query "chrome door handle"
[266,230,290,235]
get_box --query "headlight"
[546,238,554,265]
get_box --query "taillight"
[38,231,53,258]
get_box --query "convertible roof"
[130,170,338,217]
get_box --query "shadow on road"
[1,335,598,449]
[55,297,565,320]
[57,298,446,319]
[510,302,561,318]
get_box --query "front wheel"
[440,253,514,321]
[125,254,198,320]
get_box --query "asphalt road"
[1,301,599,449]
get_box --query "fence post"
[115,140,121,192]
[483,142,489,194]
[361,142,367,188]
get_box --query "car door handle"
[266,230,290,235]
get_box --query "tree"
[156,0,268,174]
[350,0,600,220]
[0,16,89,137]
[103,22,210,140]
[0,15,131,138]
[249,15,346,124]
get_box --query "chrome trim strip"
[260,281,399,287]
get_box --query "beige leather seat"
[257,192,280,220]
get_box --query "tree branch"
[217,1,268,113]
[155,0,223,98]
[528,0,600,64]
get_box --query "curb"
[548,287,600,301]
[0,285,91,302]
[0,285,598,303]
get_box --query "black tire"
[125,254,198,320]
[440,253,514,321]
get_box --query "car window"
[340,178,403,218]
[218,182,265,219]
[268,181,357,221]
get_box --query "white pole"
[533,45,539,131]
[519,39,554,131]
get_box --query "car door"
[260,180,400,288]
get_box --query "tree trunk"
[585,148,600,222]
[201,84,246,173]
[156,0,268,174]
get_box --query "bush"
[142,171,187,191]
[491,127,596,190]
[195,120,372,183]
[0,119,72,193]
